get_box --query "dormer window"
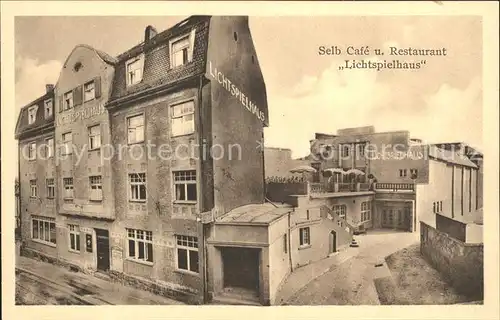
[126,56,144,86]
[28,106,38,125]
[63,91,73,110]
[44,99,53,119]
[84,81,95,102]
[170,30,196,68]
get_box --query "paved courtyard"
[278,229,419,305]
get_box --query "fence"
[375,182,414,192]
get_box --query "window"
[433,202,436,213]
[30,180,37,198]
[28,106,38,124]
[361,201,372,222]
[44,99,53,119]
[63,91,73,110]
[127,229,153,263]
[89,176,103,201]
[171,101,195,137]
[299,227,310,246]
[46,178,55,199]
[283,234,288,254]
[88,125,101,150]
[341,145,350,157]
[176,235,198,273]
[357,144,365,157]
[332,205,346,219]
[28,142,37,160]
[129,173,147,201]
[68,224,81,252]
[440,201,443,212]
[127,114,145,144]
[46,138,54,158]
[84,81,95,101]
[306,210,310,220]
[433,201,443,213]
[62,132,73,155]
[63,177,74,199]
[399,169,407,177]
[410,168,418,178]
[173,170,197,202]
[126,57,143,86]
[31,216,56,245]
[171,35,190,68]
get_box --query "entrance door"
[222,247,260,292]
[330,231,337,253]
[95,229,110,271]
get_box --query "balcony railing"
[309,182,373,194]
[375,182,415,192]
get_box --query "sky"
[15,15,483,158]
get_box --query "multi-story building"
[16,15,271,305]
[288,125,483,234]
[15,85,57,258]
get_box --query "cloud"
[15,57,62,111]
[264,59,482,158]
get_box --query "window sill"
[89,199,103,203]
[127,141,145,146]
[69,249,81,254]
[174,268,200,277]
[32,239,56,247]
[171,132,195,139]
[126,258,153,267]
[298,244,311,250]
[63,198,74,201]
[129,200,147,203]
[173,201,197,205]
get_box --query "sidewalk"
[275,246,360,304]
[16,255,185,305]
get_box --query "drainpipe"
[196,74,209,303]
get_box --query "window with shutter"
[94,76,102,98]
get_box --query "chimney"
[145,25,158,42]
[46,84,54,93]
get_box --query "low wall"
[420,222,483,300]
[436,214,466,242]
[265,182,308,203]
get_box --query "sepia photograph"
[1,1,499,320]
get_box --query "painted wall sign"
[57,103,106,126]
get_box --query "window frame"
[126,228,154,264]
[332,204,347,220]
[173,170,197,203]
[88,124,102,150]
[68,224,81,252]
[89,175,103,202]
[28,142,37,160]
[31,216,56,246]
[46,178,55,199]
[44,99,53,119]
[28,106,38,125]
[299,227,311,247]
[45,138,54,158]
[170,100,195,137]
[175,235,199,274]
[129,172,147,202]
[127,113,145,145]
[63,177,74,200]
[61,132,73,156]
[170,34,191,68]
[30,179,37,198]
[83,80,96,102]
[361,201,372,222]
[126,56,144,86]
[63,91,74,110]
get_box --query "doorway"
[95,229,110,271]
[330,231,337,253]
[222,247,260,293]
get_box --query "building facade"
[16,16,270,305]
[292,126,483,234]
